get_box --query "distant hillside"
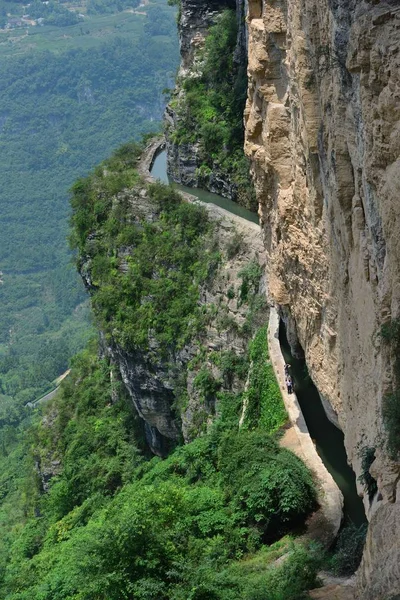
[0,0,179,417]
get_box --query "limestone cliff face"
[165,0,249,201]
[244,1,400,597]
[177,0,238,73]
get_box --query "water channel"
[151,148,366,526]
[151,150,259,224]
[279,324,366,526]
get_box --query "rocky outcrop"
[165,0,249,202]
[164,125,239,199]
[34,406,62,493]
[177,0,237,74]
[244,1,400,597]
[81,141,266,455]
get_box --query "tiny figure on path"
[285,373,293,394]
[284,363,290,376]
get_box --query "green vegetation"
[381,319,400,459]
[358,446,378,502]
[0,0,179,410]
[210,349,248,388]
[20,0,82,26]
[69,139,277,443]
[0,0,340,595]
[70,150,220,353]
[168,9,256,210]
[242,326,287,432]
[226,231,245,260]
[87,0,140,15]
[383,390,400,460]
[0,418,35,583]
[238,260,263,305]
[0,340,319,599]
[0,139,322,596]
[193,367,221,401]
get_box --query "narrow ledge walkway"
[142,137,343,547]
[268,307,343,547]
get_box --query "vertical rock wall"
[244,1,400,597]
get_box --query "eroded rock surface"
[244,1,400,597]
[309,584,356,600]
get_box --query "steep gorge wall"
[165,0,252,203]
[244,1,400,597]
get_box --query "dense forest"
[0,142,364,598]
[0,344,322,599]
[0,147,324,598]
[0,0,179,419]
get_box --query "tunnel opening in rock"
[279,319,367,527]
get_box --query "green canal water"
[279,322,366,526]
[151,150,259,224]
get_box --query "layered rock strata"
[244,1,400,597]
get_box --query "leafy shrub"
[226,232,244,260]
[193,368,221,400]
[218,430,317,541]
[200,121,228,156]
[210,350,248,388]
[226,286,235,300]
[216,311,240,334]
[141,435,218,486]
[242,326,287,433]
[238,261,263,305]
[237,543,323,600]
[215,391,243,431]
